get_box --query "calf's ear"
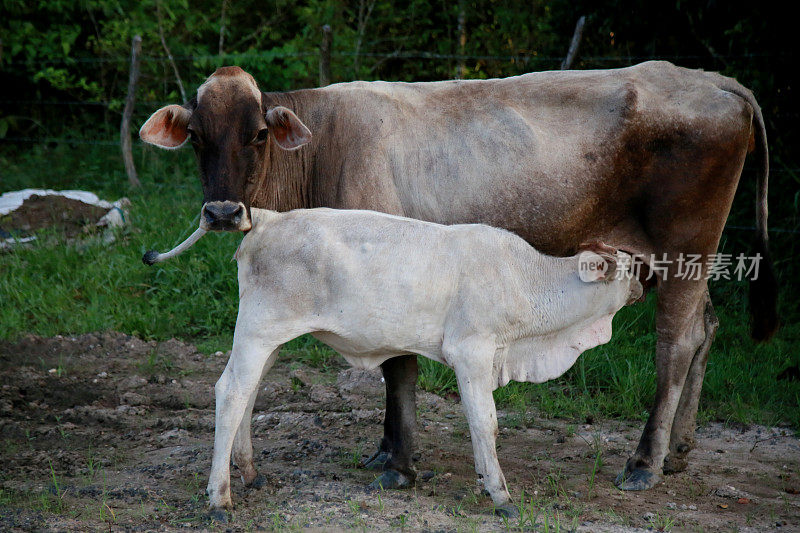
[266,106,312,150]
[140,105,192,149]
[578,242,619,282]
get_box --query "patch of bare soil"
[0,195,108,239]
[0,333,797,532]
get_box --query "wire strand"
[2,50,789,67]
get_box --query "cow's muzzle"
[201,201,252,231]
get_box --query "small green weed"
[341,443,364,468]
[649,511,675,531]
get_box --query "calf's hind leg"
[207,339,281,513]
[231,346,282,488]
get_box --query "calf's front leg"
[450,341,515,516]
[207,340,280,513]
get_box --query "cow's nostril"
[204,206,221,222]
[232,205,243,218]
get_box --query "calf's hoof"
[369,469,412,490]
[614,467,661,491]
[362,450,390,471]
[208,509,228,523]
[491,503,519,519]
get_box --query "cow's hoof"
[246,474,267,489]
[491,503,519,519]
[208,509,228,523]
[369,469,412,490]
[662,453,689,475]
[362,450,390,471]
[614,468,660,490]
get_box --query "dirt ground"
[0,332,798,532]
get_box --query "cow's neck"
[249,91,317,211]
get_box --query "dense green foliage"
[0,1,796,145]
[0,1,797,427]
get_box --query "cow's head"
[139,66,312,231]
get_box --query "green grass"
[1,143,798,429]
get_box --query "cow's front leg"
[231,346,281,489]
[207,340,280,515]
[367,354,418,489]
[451,341,515,517]
[616,281,708,490]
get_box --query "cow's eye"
[187,129,200,145]
[250,129,269,145]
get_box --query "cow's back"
[296,61,753,255]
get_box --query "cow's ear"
[265,106,312,150]
[140,105,192,149]
[578,242,618,282]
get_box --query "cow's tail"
[717,78,779,341]
[142,226,207,265]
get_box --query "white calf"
[193,207,641,513]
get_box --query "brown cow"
[140,61,777,495]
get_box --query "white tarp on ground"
[0,189,117,216]
[0,188,130,247]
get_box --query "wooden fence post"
[121,35,142,188]
[561,16,586,70]
[457,0,466,78]
[319,25,332,87]
[156,0,186,103]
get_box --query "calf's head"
[578,242,644,307]
[139,66,312,231]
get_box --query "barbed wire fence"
[2,54,797,137]
[1,49,796,141]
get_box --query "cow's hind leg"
[231,346,281,489]
[663,292,718,474]
[368,354,418,489]
[207,339,280,515]
[616,280,709,491]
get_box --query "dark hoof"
[208,509,228,523]
[362,450,389,471]
[662,452,689,475]
[369,469,412,490]
[614,468,661,491]
[491,503,519,519]
[247,474,267,489]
